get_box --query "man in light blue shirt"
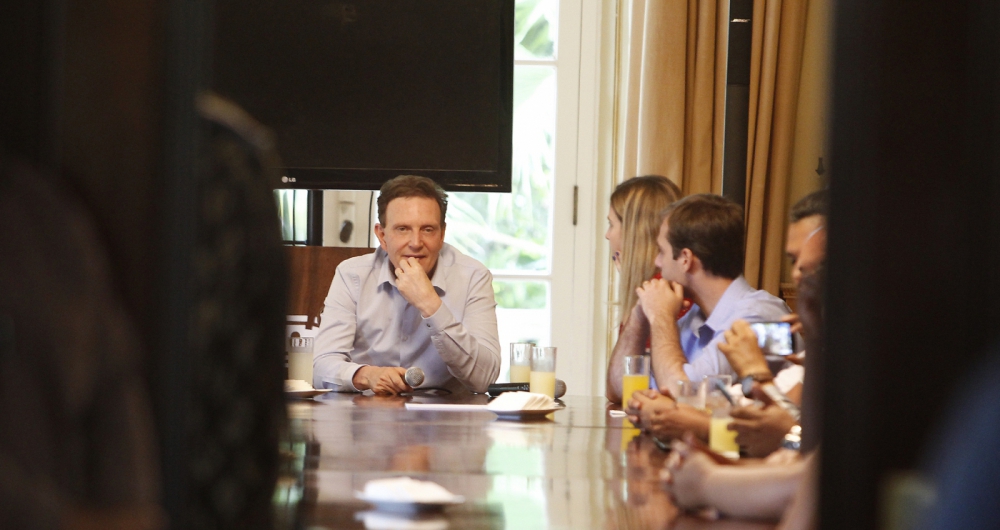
[313,176,501,394]
[635,194,790,386]
[672,277,790,379]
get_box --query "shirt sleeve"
[421,266,501,392]
[773,363,805,393]
[313,266,365,392]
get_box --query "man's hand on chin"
[395,257,442,317]
[353,366,412,395]
[636,278,685,325]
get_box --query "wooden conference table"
[279,392,775,530]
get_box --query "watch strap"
[740,372,774,397]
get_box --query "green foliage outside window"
[447,0,558,295]
[514,0,557,59]
[493,280,547,309]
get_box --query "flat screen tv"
[212,0,514,192]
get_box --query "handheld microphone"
[487,380,566,399]
[404,367,425,388]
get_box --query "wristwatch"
[740,371,774,397]
[781,425,802,451]
[742,373,802,422]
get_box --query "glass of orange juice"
[621,355,650,405]
[709,399,740,459]
[509,342,533,383]
[529,346,557,398]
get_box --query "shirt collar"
[375,247,397,288]
[429,244,452,292]
[703,276,754,331]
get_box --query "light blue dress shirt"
[677,276,791,381]
[313,244,501,393]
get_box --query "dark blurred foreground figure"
[916,348,1000,530]
[0,153,164,530]
[184,92,289,529]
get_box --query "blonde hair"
[610,175,682,322]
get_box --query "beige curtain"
[618,0,729,194]
[744,0,810,293]
[615,0,810,296]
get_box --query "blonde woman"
[604,175,682,404]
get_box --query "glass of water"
[671,379,705,410]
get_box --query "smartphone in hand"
[749,321,795,357]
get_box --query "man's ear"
[374,223,387,250]
[679,248,696,273]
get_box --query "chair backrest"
[286,246,375,329]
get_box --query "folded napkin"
[362,477,460,503]
[486,391,556,412]
[285,379,314,392]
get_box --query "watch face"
[741,376,754,398]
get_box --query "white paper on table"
[284,379,314,392]
[404,403,489,412]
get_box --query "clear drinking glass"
[529,346,558,398]
[671,379,706,410]
[287,335,314,384]
[621,355,650,404]
[709,400,740,459]
[509,342,534,383]
[703,374,734,410]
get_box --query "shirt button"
[401,335,408,342]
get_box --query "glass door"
[447,0,602,394]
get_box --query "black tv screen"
[212,0,514,192]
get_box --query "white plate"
[357,511,450,530]
[285,389,333,399]
[489,405,565,421]
[354,493,464,514]
[404,403,489,412]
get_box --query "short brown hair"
[789,189,828,222]
[377,175,448,226]
[662,194,744,279]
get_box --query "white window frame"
[546,0,617,397]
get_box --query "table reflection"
[280,393,771,529]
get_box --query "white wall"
[322,190,377,248]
